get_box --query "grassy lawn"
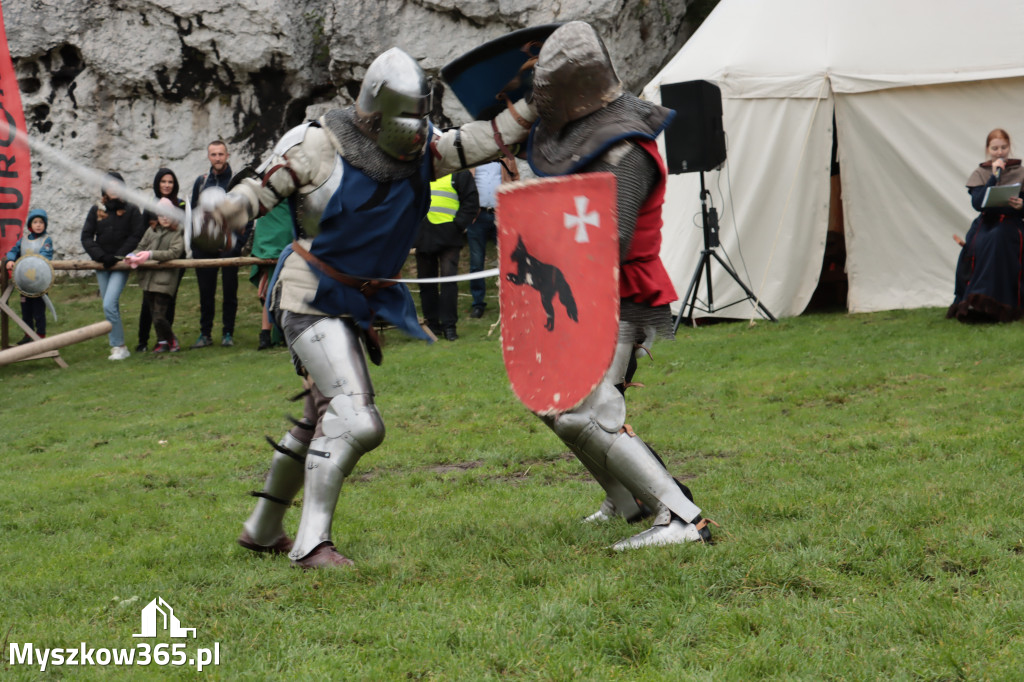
[2,269,1023,680]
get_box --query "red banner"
[0,4,31,259]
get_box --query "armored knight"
[527,22,713,549]
[195,47,536,568]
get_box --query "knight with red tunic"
[526,21,713,549]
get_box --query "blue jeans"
[95,269,128,347]
[467,209,496,308]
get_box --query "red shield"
[497,172,619,414]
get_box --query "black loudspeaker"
[660,80,726,174]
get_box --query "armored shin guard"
[558,411,701,525]
[570,441,646,523]
[286,317,384,561]
[550,336,702,526]
[602,429,701,524]
[242,430,309,548]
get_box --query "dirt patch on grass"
[427,461,484,475]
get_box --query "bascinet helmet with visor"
[354,47,430,162]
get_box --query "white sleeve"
[226,124,338,229]
[431,99,537,178]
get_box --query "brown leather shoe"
[237,530,293,555]
[291,542,355,569]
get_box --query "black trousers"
[415,246,461,328]
[195,263,238,337]
[143,290,176,344]
[20,296,46,336]
[138,270,182,345]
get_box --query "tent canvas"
[643,0,1024,317]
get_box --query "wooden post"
[0,257,278,367]
[0,320,112,367]
[51,257,277,271]
[0,261,8,348]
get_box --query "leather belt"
[290,241,398,298]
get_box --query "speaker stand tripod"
[673,172,776,332]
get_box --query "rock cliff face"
[5,0,699,258]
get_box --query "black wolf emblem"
[506,236,579,331]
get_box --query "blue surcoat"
[272,147,433,341]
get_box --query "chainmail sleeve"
[586,141,674,340]
[585,141,658,260]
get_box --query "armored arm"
[431,99,537,178]
[193,123,338,244]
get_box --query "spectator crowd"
[3,140,523,358]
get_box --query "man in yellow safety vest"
[414,170,479,340]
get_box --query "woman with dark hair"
[136,167,187,350]
[948,128,1024,322]
[80,171,146,360]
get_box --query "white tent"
[642,0,1024,317]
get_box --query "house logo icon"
[132,597,197,639]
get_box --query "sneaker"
[16,335,32,345]
[135,342,148,352]
[257,330,272,350]
[152,341,170,354]
[470,305,485,319]
[192,334,213,349]
[444,326,458,341]
[169,338,180,353]
[221,333,234,347]
[108,345,130,361]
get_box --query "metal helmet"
[354,47,430,162]
[532,22,623,134]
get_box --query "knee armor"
[547,336,701,524]
[287,317,385,560]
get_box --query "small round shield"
[12,254,54,297]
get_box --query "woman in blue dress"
[948,128,1024,322]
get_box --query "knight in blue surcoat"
[195,47,536,568]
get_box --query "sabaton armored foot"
[611,517,712,551]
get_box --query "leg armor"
[564,437,646,523]
[240,393,317,551]
[548,333,702,527]
[240,429,311,552]
[286,317,385,561]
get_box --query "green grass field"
[2,271,1023,680]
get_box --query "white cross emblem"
[564,195,599,243]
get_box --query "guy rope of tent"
[747,75,828,327]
